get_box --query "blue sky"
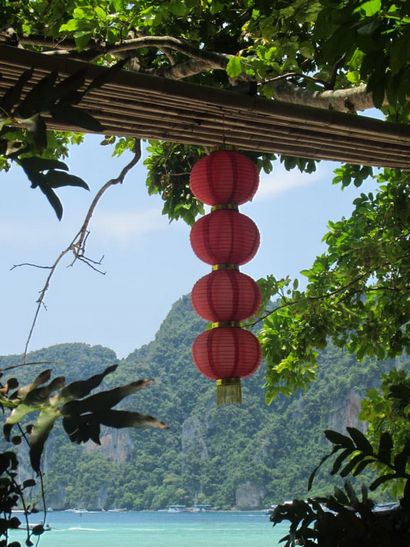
[0,136,375,359]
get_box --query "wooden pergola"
[0,44,409,169]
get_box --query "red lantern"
[190,209,260,266]
[192,327,261,404]
[190,150,259,206]
[189,150,262,405]
[191,270,261,322]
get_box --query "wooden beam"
[0,44,409,169]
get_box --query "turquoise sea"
[11,511,288,547]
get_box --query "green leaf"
[226,56,243,78]
[1,68,33,113]
[346,427,373,454]
[340,453,367,477]
[369,473,397,491]
[29,410,58,473]
[333,487,349,505]
[39,184,63,220]
[50,104,103,132]
[308,446,339,490]
[85,58,128,93]
[58,365,118,402]
[324,430,355,449]
[356,0,381,17]
[24,377,65,405]
[393,439,410,475]
[344,481,359,506]
[42,171,89,190]
[19,157,68,173]
[16,370,52,399]
[62,379,154,415]
[30,524,45,536]
[95,409,168,429]
[53,69,87,104]
[352,458,374,476]
[377,432,393,465]
[169,1,187,16]
[73,30,93,50]
[17,72,58,118]
[330,449,351,475]
[94,6,107,20]
[27,114,47,150]
[59,19,82,32]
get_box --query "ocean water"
[11,511,288,547]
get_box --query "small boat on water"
[167,504,187,513]
[192,504,212,512]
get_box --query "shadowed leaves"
[0,366,166,473]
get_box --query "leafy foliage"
[0,59,128,218]
[0,365,166,473]
[271,426,410,547]
[258,168,410,400]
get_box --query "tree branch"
[248,271,370,327]
[3,28,389,112]
[11,31,229,66]
[269,81,376,113]
[17,140,141,363]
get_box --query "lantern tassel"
[216,378,242,405]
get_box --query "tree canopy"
[0,0,409,399]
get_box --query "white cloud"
[92,208,169,245]
[254,163,334,201]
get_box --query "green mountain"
[0,295,395,511]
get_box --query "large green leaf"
[62,379,154,415]
[324,430,355,449]
[53,69,88,103]
[17,72,58,118]
[39,184,63,220]
[369,473,398,491]
[95,409,168,429]
[1,68,33,113]
[347,427,374,454]
[85,58,128,93]
[19,157,69,173]
[50,104,103,132]
[29,410,59,473]
[23,377,65,405]
[41,171,89,190]
[377,432,393,465]
[62,414,101,444]
[13,369,52,399]
[58,365,118,402]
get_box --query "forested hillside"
[0,296,396,510]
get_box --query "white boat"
[167,504,186,513]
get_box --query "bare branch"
[69,139,141,266]
[10,263,52,271]
[18,140,142,363]
[1,361,60,372]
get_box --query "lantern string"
[211,204,239,212]
[212,264,240,271]
[212,321,241,329]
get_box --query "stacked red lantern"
[190,150,262,405]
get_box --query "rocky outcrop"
[181,416,208,460]
[235,481,264,510]
[328,390,367,433]
[84,428,133,463]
